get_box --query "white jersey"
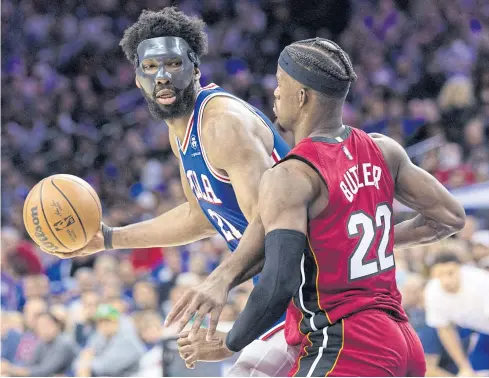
[425,265,489,334]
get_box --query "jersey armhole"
[277,154,329,193]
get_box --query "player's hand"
[42,223,106,259]
[177,329,234,369]
[165,276,229,341]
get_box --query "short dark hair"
[428,252,461,270]
[284,38,357,91]
[120,7,208,65]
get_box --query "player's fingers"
[165,290,195,326]
[176,335,191,347]
[189,303,212,340]
[206,306,223,342]
[44,250,76,259]
[184,353,198,368]
[178,345,194,359]
[178,330,191,339]
[175,297,203,333]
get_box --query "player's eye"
[166,60,182,69]
[142,63,157,73]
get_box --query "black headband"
[278,49,350,97]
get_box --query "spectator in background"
[1,311,78,377]
[1,312,23,364]
[471,229,489,263]
[94,255,119,285]
[68,268,98,319]
[425,252,489,375]
[13,298,47,366]
[133,281,162,315]
[73,291,100,348]
[400,273,471,376]
[1,227,42,278]
[132,311,164,377]
[21,274,50,305]
[100,273,133,311]
[75,304,144,377]
[119,259,137,299]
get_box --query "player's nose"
[156,77,171,85]
[273,86,279,99]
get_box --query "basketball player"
[175,38,466,376]
[42,7,296,377]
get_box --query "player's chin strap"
[102,223,114,250]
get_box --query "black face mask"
[135,36,200,120]
[142,80,197,120]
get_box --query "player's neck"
[294,112,344,144]
[165,82,202,141]
[165,113,194,142]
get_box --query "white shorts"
[225,322,300,377]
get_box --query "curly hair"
[120,7,208,65]
[285,38,357,84]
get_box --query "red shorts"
[289,309,426,377]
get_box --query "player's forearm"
[437,326,472,371]
[112,202,216,249]
[394,214,462,249]
[209,215,265,289]
[225,230,304,352]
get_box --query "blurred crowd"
[2,0,489,376]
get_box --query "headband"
[278,49,350,97]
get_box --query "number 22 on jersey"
[347,203,394,281]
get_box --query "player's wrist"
[101,223,114,250]
[209,268,234,290]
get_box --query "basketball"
[23,174,102,254]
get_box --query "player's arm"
[47,136,216,259]
[225,159,318,352]
[111,136,217,248]
[166,101,276,337]
[373,134,466,249]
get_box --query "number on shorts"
[347,203,394,281]
[207,209,242,242]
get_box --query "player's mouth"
[156,89,177,105]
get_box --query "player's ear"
[194,67,201,81]
[135,77,141,89]
[299,88,308,108]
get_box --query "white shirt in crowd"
[425,265,489,335]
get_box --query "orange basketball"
[23,174,102,254]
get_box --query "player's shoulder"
[200,96,258,147]
[261,159,320,202]
[202,95,257,134]
[367,133,408,180]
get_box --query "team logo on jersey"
[191,135,198,149]
[190,135,201,157]
[342,145,353,160]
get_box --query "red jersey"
[284,126,407,346]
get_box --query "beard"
[274,118,286,134]
[143,81,197,120]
